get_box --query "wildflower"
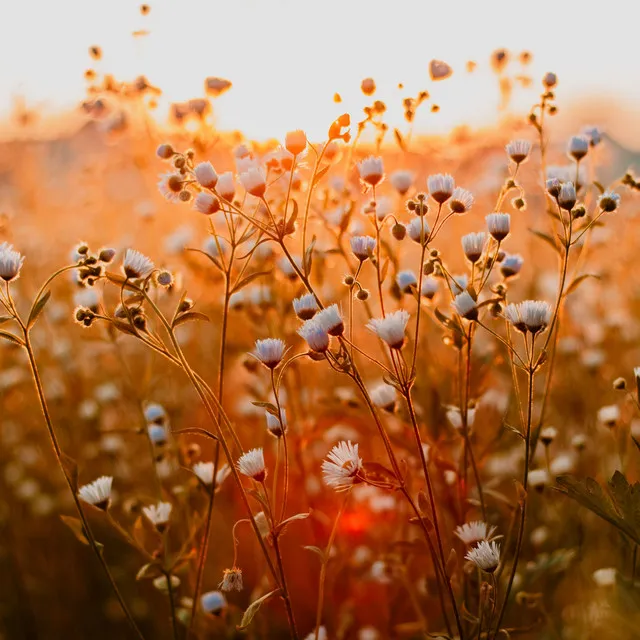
[505,139,532,164]
[500,254,524,278]
[446,406,476,429]
[148,424,168,446]
[417,278,437,302]
[452,291,478,321]
[370,383,397,412]
[145,403,167,424]
[582,125,602,146]
[598,405,620,428]
[193,461,214,486]
[465,540,500,573]
[528,469,549,490]
[503,300,552,334]
[322,441,363,491]
[266,409,287,437]
[142,501,172,532]
[358,156,384,187]
[485,213,511,241]
[367,310,411,350]
[396,269,418,293]
[219,568,243,592]
[350,235,377,262]
[194,162,218,189]
[193,192,221,215]
[0,243,24,282]
[427,173,455,203]
[546,177,562,198]
[543,71,557,88]
[315,304,344,336]
[592,568,617,587]
[293,293,318,320]
[598,191,621,213]
[252,338,286,369]
[361,77,376,95]
[449,187,475,214]
[406,217,431,244]
[430,59,453,81]
[558,182,577,210]
[540,426,558,445]
[237,448,266,482]
[567,135,589,161]
[73,288,100,312]
[452,274,468,294]
[298,318,330,353]
[153,575,180,593]
[461,232,486,263]
[239,167,266,198]
[455,521,497,546]
[285,130,307,156]
[157,270,173,287]
[217,171,235,201]
[571,434,587,451]
[78,475,113,510]
[200,590,227,615]
[156,143,174,159]
[157,172,183,202]
[123,249,155,279]
[390,170,414,195]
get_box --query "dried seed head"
[156,143,174,159]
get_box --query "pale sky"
[1,0,638,140]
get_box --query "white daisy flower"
[148,424,168,446]
[266,409,287,437]
[465,540,501,572]
[200,590,227,615]
[298,318,330,353]
[370,383,397,412]
[253,338,286,369]
[367,309,411,350]
[427,173,455,204]
[78,475,113,510]
[592,567,617,587]
[396,269,418,293]
[315,304,344,336]
[406,217,431,244]
[0,243,24,282]
[528,468,550,490]
[350,235,377,262]
[390,170,414,195]
[142,501,173,531]
[157,172,183,202]
[358,156,385,187]
[567,135,589,161]
[597,405,620,428]
[293,293,319,320]
[194,162,218,189]
[193,192,221,215]
[540,426,558,445]
[239,167,267,198]
[558,182,577,211]
[452,291,478,320]
[144,403,166,424]
[217,171,235,202]
[449,187,475,214]
[461,232,486,263]
[505,139,532,164]
[285,129,307,156]
[237,448,266,481]
[421,276,439,299]
[455,520,498,546]
[485,213,511,241]
[122,249,155,280]
[500,254,524,278]
[581,125,602,147]
[322,441,363,491]
[598,191,620,213]
[503,300,552,334]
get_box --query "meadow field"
[1,13,640,639]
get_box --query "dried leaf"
[274,511,311,536]
[172,311,210,328]
[303,545,326,562]
[0,315,13,324]
[60,515,89,546]
[231,270,271,294]
[564,273,600,296]
[27,290,51,328]
[136,562,163,580]
[0,330,24,346]
[237,589,280,630]
[362,461,400,487]
[251,401,279,416]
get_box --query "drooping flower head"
[455,521,498,546]
[0,243,24,282]
[322,441,363,491]
[465,540,501,573]
[237,448,266,482]
[78,475,113,510]
[503,300,552,334]
[367,310,411,350]
[142,501,173,531]
[219,568,244,592]
[123,249,155,280]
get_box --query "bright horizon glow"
[2,0,639,141]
